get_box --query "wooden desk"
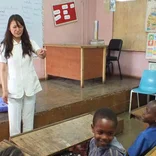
[45,44,107,87]
[130,106,148,129]
[11,114,93,156]
[146,147,156,156]
[11,114,123,156]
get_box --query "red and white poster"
[52,1,77,26]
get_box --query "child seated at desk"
[88,108,126,156]
[127,100,156,156]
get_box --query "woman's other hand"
[36,48,46,59]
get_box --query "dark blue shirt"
[128,126,156,156]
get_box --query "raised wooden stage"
[0,77,140,141]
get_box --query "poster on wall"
[146,33,156,59]
[52,1,77,26]
[145,0,156,32]
[110,0,116,12]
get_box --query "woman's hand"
[36,48,46,59]
[2,91,8,104]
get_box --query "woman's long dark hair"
[1,14,34,58]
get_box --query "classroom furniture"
[0,140,30,156]
[11,114,124,156]
[146,146,156,156]
[129,70,156,113]
[113,0,147,51]
[130,106,145,118]
[106,39,123,79]
[45,44,107,87]
[130,106,148,129]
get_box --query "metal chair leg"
[137,93,140,108]
[110,62,114,75]
[129,90,133,113]
[117,61,122,80]
[107,63,111,76]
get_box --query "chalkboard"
[113,0,147,51]
[0,0,43,47]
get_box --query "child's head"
[142,100,156,125]
[0,146,24,156]
[91,108,118,147]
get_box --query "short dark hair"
[0,146,24,156]
[93,108,118,128]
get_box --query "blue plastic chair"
[129,70,156,113]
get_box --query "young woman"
[0,14,46,137]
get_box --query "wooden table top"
[146,146,156,156]
[44,44,107,49]
[11,114,93,156]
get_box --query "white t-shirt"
[0,40,42,98]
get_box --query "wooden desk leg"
[81,48,84,88]
[102,47,106,83]
[44,58,48,80]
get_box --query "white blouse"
[0,40,42,98]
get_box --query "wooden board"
[130,106,148,129]
[113,0,147,51]
[130,106,146,118]
[83,48,103,79]
[146,146,156,156]
[46,46,81,80]
[11,114,93,156]
[11,114,124,156]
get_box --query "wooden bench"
[130,106,148,128]
[130,106,146,119]
[0,139,31,156]
[11,114,124,156]
[146,146,156,156]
